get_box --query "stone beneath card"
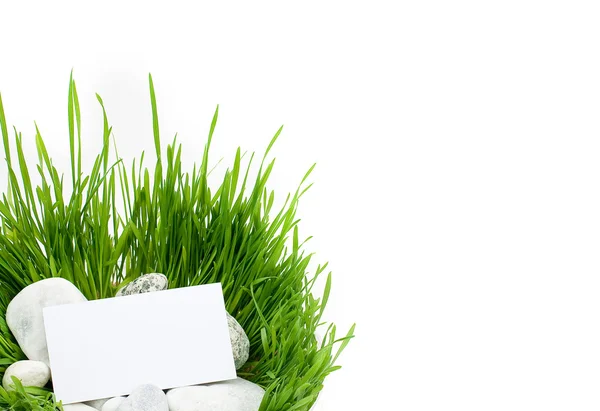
[167,378,265,411]
[101,397,126,411]
[116,273,168,296]
[2,360,50,390]
[116,384,168,411]
[6,278,87,365]
[84,398,110,410]
[63,404,99,411]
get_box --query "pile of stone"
[2,275,264,411]
[66,379,264,411]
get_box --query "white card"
[43,282,237,404]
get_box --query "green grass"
[0,74,354,410]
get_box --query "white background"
[1,1,600,410]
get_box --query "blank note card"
[43,283,236,404]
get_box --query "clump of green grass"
[0,74,354,410]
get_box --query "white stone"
[115,273,168,296]
[6,278,87,365]
[167,378,265,411]
[227,313,250,369]
[2,360,50,390]
[116,384,168,411]
[84,398,110,410]
[63,404,98,411]
[102,397,126,411]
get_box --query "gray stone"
[102,397,126,411]
[6,278,87,365]
[116,384,168,411]
[84,398,110,410]
[166,378,265,411]
[116,273,168,296]
[227,313,250,370]
[63,404,98,411]
[2,360,50,391]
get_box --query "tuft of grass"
[0,74,354,410]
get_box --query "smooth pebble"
[2,360,50,391]
[84,398,110,410]
[63,404,98,411]
[6,278,86,365]
[102,397,126,411]
[167,378,265,411]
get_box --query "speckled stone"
[115,273,168,296]
[102,397,126,411]
[6,278,87,365]
[84,398,110,410]
[2,360,50,391]
[63,404,98,411]
[227,313,250,370]
[116,384,168,411]
[167,378,265,411]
